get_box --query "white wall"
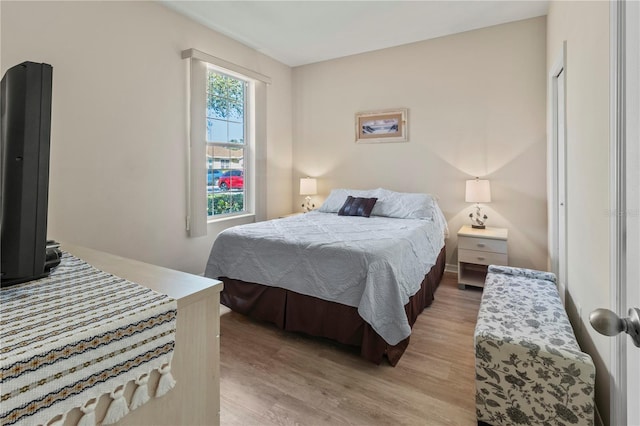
[1,1,293,274]
[547,1,611,422]
[292,17,548,270]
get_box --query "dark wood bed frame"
[219,247,446,366]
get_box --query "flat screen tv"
[1,61,60,287]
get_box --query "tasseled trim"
[102,385,129,425]
[156,363,176,397]
[77,398,98,426]
[130,373,150,410]
[40,364,176,426]
[44,412,66,426]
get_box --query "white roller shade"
[253,81,267,223]
[187,58,208,238]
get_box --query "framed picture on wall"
[355,108,408,143]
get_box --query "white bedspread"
[205,211,445,345]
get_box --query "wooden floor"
[219,272,483,426]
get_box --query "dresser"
[457,225,508,289]
[61,244,223,426]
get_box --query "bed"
[205,188,448,365]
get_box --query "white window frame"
[205,66,251,220]
[183,49,270,237]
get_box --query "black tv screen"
[1,61,55,286]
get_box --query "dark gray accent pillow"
[338,196,378,217]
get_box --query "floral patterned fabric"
[487,265,558,284]
[475,267,595,425]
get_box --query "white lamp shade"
[300,177,317,196]
[465,179,491,203]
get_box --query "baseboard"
[595,405,604,426]
[445,263,458,274]
[558,281,567,306]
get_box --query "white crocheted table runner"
[0,253,177,426]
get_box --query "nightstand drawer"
[459,236,507,254]
[459,249,507,266]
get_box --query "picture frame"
[355,108,408,144]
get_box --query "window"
[205,68,249,218]
[184,48,270,237]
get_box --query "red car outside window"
[218,170,243,190]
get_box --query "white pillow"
[431,201,450,238]
[319,188,437,220]
[317,188,383,213]
[372,189,436,220]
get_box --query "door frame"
[608,0,625,418]
[609,0,639,424]
[548,42,568,302]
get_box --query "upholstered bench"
[474,265,596,426]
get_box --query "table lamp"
[300,177,317,212]
[465,177,491,229]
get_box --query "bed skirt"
[219,247,446,366]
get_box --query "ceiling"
[161,1,549,67]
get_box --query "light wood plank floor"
[219,272,483,425]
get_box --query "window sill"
[207,212,255,225]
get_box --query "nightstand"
[457,225,508,289]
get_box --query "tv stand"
[60,244,223,426]
[0,241,61,287]
[44,240,62,272]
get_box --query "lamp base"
[469,203,488,230]
[302,196,315,213]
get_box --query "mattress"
[205,211,445,345]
